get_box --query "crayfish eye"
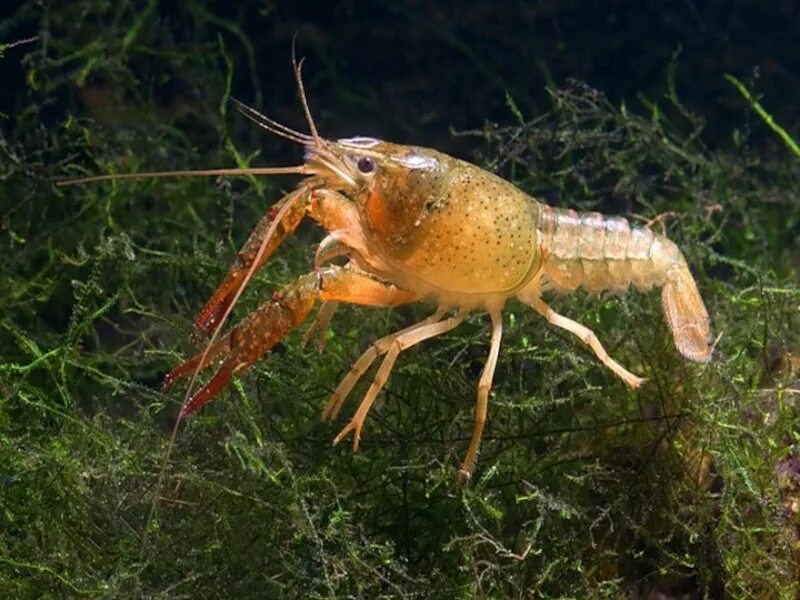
[357,156,376,174]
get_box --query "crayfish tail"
[661,260,712,363]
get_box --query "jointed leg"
[193,188,310,338]
[164,266,416,417]
[523,296,645,389]
[332,310,468,450]
[301,301,340,351]
[193,188,370,340]
[459,309,503,484]
[304,226,392,354]
[320,307,447,421]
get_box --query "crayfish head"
[307,137,455,245]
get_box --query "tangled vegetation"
[2,2,799,597]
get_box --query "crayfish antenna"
[56,165,309,187]
[140,183,309,562]
[291,33,324,149]
[230,98,314,145]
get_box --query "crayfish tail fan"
[661,260,712,363]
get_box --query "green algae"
[1,2,799,597]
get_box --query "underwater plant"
[2,2,799,597]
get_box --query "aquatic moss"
[2,2,799,597]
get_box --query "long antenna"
[138,184,308,562]
[57,165,309,187]
[291,34,322,146]
[98,37,327,565]
[231,98,314,145]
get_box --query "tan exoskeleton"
[62,57,712,482]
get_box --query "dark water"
[1,2,799,598]
[2,1,799,153]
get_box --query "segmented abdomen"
[537,206,681,294]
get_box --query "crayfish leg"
[165,266,416,417]
[332,310,467,450]
[301,301,340,352]
[458,308,503,484]
[320,306,447,421]
[192,188,310,340]
[161,330,233,391]
[521,295,646,389]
